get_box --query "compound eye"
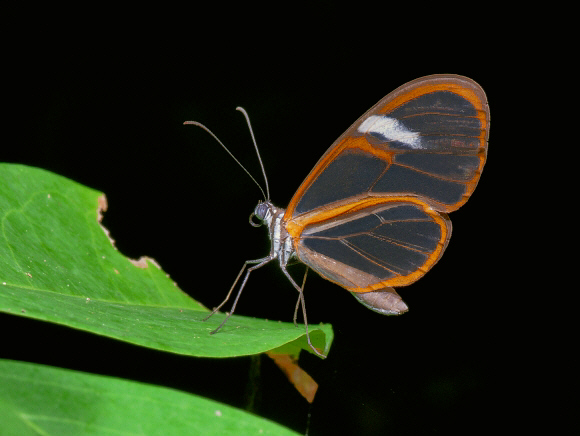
[249,202,268,227]
[254,202,269,219]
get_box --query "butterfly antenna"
[236,106,270,201]
[184,117,268,200]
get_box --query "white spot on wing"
[358,115,422,149]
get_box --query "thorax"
[256,201,295,265]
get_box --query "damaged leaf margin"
[97,193,162,272]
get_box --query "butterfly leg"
[292,267,309,326]
[281,265,325,358]
[204,256,274,334]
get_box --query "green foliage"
[0,163,333,357]
[0,359,300,436]
[0,163,333,434]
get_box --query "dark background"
[2,7,564,436]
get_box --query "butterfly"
[185,74,490,357]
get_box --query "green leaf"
[0,359,301,436]
[0,164,333,357]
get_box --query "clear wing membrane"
[295,201,450,291]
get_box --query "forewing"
[284,74,490,221]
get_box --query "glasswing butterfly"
[186,74,490,357]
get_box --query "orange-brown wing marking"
[290,197,451,292]
[284,75,490,221]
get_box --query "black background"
[2,7,565,436]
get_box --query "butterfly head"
[250,200,275,228]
